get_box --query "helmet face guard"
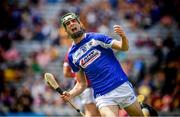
[60,13,80,29]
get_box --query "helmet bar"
[60,13,80,28]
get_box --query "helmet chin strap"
[70,28,85,39]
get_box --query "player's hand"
[60,91,72,101]
[113,25,126,37]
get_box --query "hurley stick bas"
[44,73,85,117]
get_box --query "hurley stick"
[44,73,85,117]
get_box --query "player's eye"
[65,21,70,26]
[71,19,77,23]
[65,19,77,26]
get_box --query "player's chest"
[72,42,101,68]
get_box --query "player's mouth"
[71,27,78,32]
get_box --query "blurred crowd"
[0,0,179,116]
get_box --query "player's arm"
[111,25,129,51]
[69,69,87,97]
[61,69,87,100]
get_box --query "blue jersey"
[68,32,128,98]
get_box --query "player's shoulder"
[68,46,74,54]
[86,32,106,38]
[67,45,75,56]
[87,32,104,36]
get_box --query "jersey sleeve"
[68,55,80,72]
[95,33,115,48]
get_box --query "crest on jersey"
[72,39,97,63]
[80,49,101,68]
